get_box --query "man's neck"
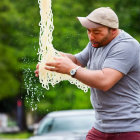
[112,29,120,40]
[106,29,120,45]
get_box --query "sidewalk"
[0,126,20,133]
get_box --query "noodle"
[38,0,89,92]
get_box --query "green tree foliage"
[114,0,140,39]
[0,0,140,114]
[0,0,20,100]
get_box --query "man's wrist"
[69,66,81,77]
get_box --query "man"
[35,7,140,140]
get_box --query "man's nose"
[89,33,95,40]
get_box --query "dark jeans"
[86,127,140,140]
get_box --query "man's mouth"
[91,41,99,48]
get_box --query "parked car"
[29,109,95,140]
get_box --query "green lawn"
[0,132,33,139]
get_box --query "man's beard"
[91,30,111,48]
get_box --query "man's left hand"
[44,54,77,75]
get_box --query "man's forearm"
[73,67,123,92]
[63,53,83,66]
[74,67,105,90]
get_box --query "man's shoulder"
[110,30,140,52]
[118,30,139,45]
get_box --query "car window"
[51,115,94,132]
[37,117,53,135]
[37,115,94,135]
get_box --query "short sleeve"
[75,43,90,67]
[102,42,137,75]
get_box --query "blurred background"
[0,0,140,139]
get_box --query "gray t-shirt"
[75,30,140,133]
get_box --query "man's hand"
[34,64,39,77]
[44,54,78,75]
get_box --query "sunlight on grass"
[0,132,33,139]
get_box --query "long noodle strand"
[38,0,89,92]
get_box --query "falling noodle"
[38,0,89,92]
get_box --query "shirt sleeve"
[75,42,90,67]
[102,41,137,75]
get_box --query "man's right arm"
[35,52,83,77]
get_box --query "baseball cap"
[77,7,119,29]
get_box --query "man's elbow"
[101,86,110,92]
[97,82,112,92]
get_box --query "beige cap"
[77,7,119,29]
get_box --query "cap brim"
[77,17,102,29]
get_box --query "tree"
[0,0,140,116]
[0,0,20,100]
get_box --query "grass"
[0,132,33,139]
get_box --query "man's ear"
[111,28,117,35]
